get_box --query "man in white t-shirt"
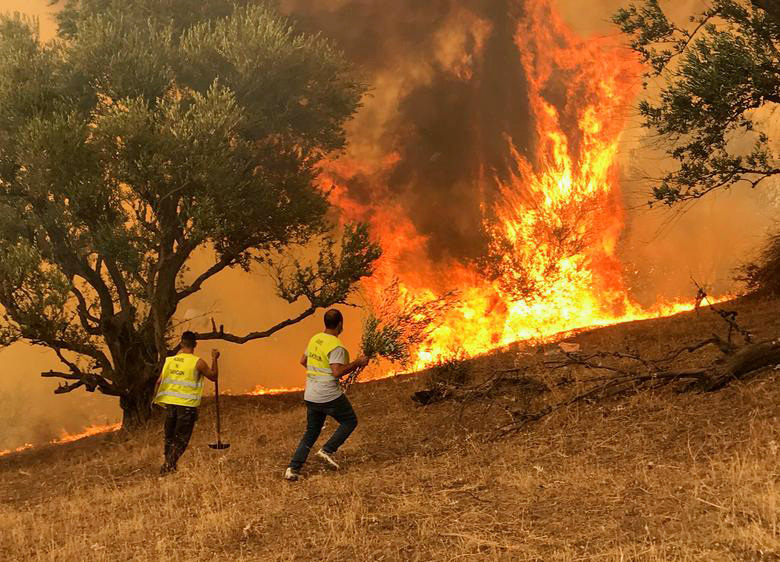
[285,309,368,481]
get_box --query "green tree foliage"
[614,0,780,205]
[0,1,379,426]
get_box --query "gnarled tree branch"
[70,285,101,335]
[41,370,122,396]
[175,253,237,303]
[193,306,317,344]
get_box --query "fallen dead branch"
[495,290,774,435]
[410,286,780,437]
[412,369,549,406]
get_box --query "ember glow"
[323,0,705,370]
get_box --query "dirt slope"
[1,299,779,561]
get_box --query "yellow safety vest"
[154,353,204,408]
[306,332,344,382]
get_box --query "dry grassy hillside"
[1,299,779,561]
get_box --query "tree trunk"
[705,339,780,391]
[119,376,158,429]
[752,0,780,25]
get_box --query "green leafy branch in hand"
[344,280,457,387]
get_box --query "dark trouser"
[289,394,358,471]
[163,404,198,470]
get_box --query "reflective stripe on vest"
[307,365,334,376]
[156,390,200,401]
[305,333,343,380]
[161,377,201,388]
[154,353,203,407]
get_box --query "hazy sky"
[0,0,57,40]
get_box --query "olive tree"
[0,0,380,427]
[614,0,780,205]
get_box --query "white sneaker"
[284,467,300,481]
[315,449,340,470]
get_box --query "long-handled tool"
[209,376,230,450]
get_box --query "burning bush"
[428,357,470,388]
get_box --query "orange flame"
[0,423,120,458]
[246,385,303,396]
[52,423,121,445]
[324,0,709,370]
[0,2,726,455]
[0,443,33,457]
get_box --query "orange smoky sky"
[0,0,57,40]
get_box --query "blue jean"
[289,394,358,470]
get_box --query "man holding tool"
[154,331,220,475]
[285,309,368,481]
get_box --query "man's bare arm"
[198,349,220,382]
[300,353,308,368]
[331,356,369,380]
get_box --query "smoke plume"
[278,0,537,263]
[279,0,777,299]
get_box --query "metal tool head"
[208,441,230,450]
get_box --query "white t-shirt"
[304,346,349,403]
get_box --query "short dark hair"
[324,309,343,330]
[181,331,197,349]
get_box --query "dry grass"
[1,298,779,561]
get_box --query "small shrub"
[429,357,470,388]
[737,231,780,297]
